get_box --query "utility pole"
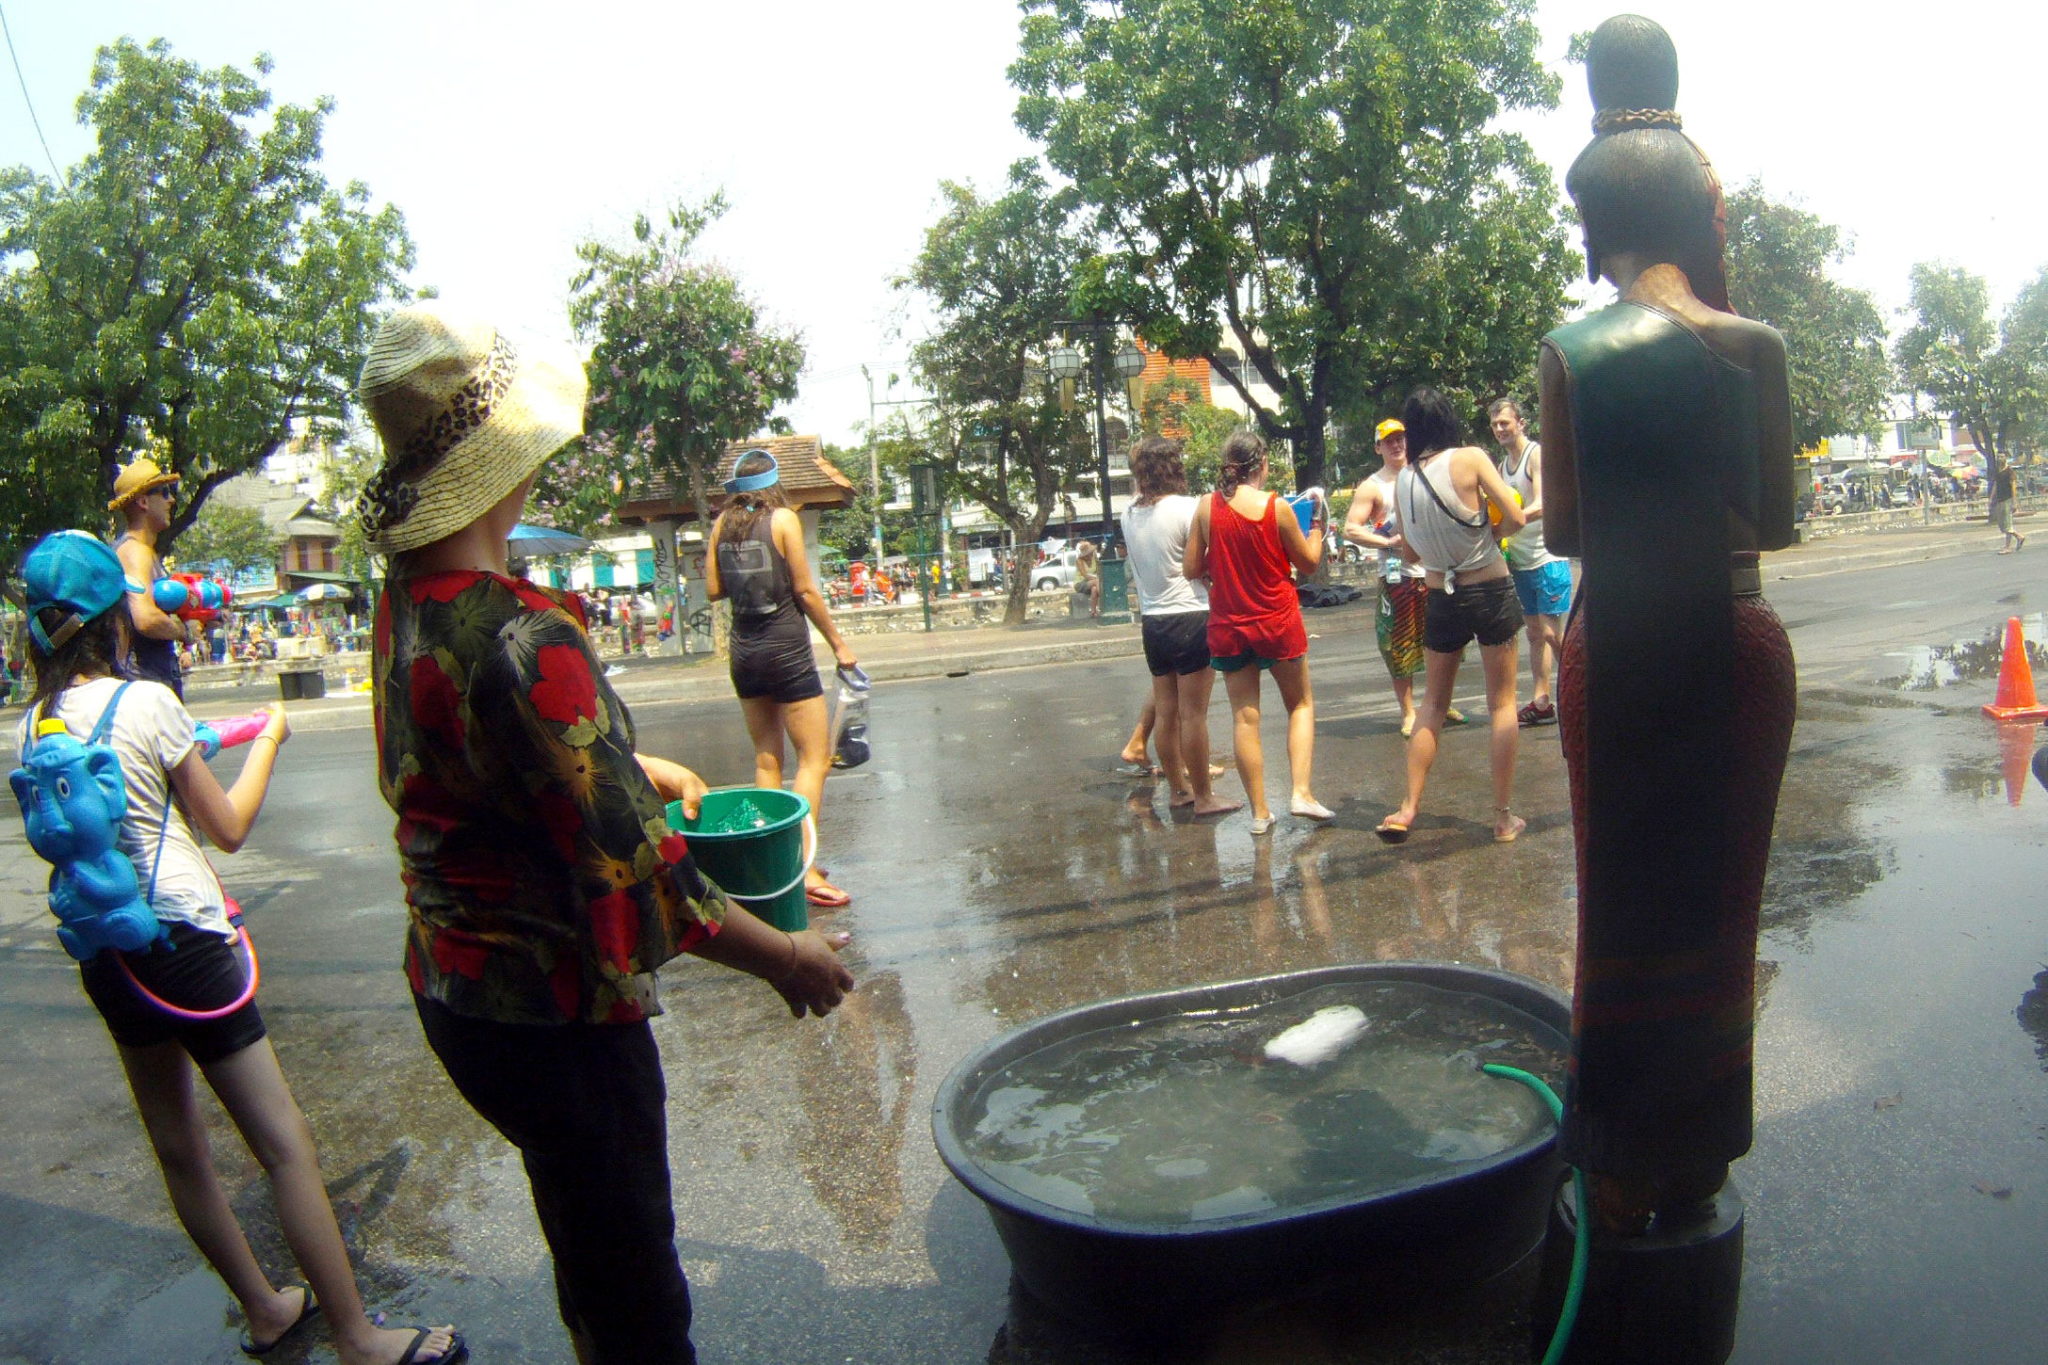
[860,364,885,566]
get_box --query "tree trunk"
[1002,516,1045,626]
[1291,414,1328,494]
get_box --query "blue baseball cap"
[22,531,144,653]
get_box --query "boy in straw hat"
[109,455,190,698]
[358,306,853,1364]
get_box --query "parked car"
[1032,548,1081,591]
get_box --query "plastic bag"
[829,664,871,769]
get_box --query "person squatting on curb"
[12,530,466,1365]
[1377,387,1529,845]
[358,306,854,1365]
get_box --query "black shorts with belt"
[80,920,264,1064]
[1423,576,1524,653]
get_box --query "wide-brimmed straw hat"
[107,457,180,511]
[354,307,587,555]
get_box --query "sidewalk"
[58,515,2020,732]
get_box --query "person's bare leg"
[1386,648,1462,830]
[1480,638,1525,841]
[1271,656,1327,816]
[203,1041,461,1365]
[1151,673,1189,804]
[119,1043,286,1329]
[1121,698,1156,766]
[780,695,839,893]
[1390,672,1416,735]
[1178,668,1239,814]
[739,695,786,792]
[1528,613,1561,707]
[1224,666,1269,822]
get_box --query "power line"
[0,1,63,185]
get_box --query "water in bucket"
[667,787,811,932]
[959,981,1563,1223]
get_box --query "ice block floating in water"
[1263,1005,1369,1066]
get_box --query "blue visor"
[724,452,780,493]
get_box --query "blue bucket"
[666,787,814,932]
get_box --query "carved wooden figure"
[1539,12,1796,1268]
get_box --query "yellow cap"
[1375,419,1405,441]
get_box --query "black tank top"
[116,534,183,697]
[717,516,805,641]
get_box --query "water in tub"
[962,982,1563,1223]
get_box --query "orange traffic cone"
[1998,721,2034,807]
[1982,617,2048,722]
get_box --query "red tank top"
[1205,491,1308,660]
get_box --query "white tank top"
[1502,441,1557,571]
[1396,452,1501,594]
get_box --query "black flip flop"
[397,1327,469,1365]
[1374,820,1411,845]
[240,1286,319,1356]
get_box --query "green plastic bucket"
[666,787,814,932]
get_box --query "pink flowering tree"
[566,196,805,537]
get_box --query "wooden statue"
[1537,15,1797,1357]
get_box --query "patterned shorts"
[1377,576,1426,679]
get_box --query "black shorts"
[80,920,264,1064]
[1142,611,1212,677]
[1423,577,1524,654]
[729,630,823,703]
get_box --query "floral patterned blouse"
[374,570,725,1025]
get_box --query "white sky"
[2,1,2043,446]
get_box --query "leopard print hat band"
[355,308,587,555]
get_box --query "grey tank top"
[1396,454,1501,594]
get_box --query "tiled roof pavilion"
[614,435,857,525]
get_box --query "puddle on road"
[1877,614,2045,691]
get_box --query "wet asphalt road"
[2,547,2045,1365]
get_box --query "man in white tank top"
[1490,399,1573,727]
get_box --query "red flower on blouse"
[529,643,597,726]
[587,888,642,973]
[411,573,473,604]
[430,928,491,981]
[410,657,465,752]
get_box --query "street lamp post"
[1048,323,1147,547]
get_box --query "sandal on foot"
[806,883,852,908]
[1443,707,1469,726]
[1290,798,1335,821]
[1374,819,1411,844]
[1248,815,1276,836]
[1494,811,1527,844]
[241,1286,319,1357]
[397,1328,468,1365]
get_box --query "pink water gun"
[193,714,271,761]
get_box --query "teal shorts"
[1511,560,1573,617]
[1211,651,1292,673]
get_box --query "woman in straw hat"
[358,306,853,1365]
[12,530,465,1365]
[704,447,860,908]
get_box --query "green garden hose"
[1482,1063,1588,1365]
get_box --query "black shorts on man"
[1141,610,1211,677]
[1423,577,1524,653]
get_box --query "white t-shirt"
[15,676,230,939]
[1120,495,1209,616]
[1501,440,1558,571]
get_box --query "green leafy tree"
[1011,0,1576,491]
[1895,263,2048,465]
[1138,372,1244,493]
[816,438,917,561]
[166,501,282,578]
[0,38,414,569]
[898,170,1098,626]
[1722,182,1889,450]
[569,195,805,534]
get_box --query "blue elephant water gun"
[9,683,170,960]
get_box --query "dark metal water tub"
[932,963,1569,1331]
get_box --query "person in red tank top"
[1183,429,1331,834]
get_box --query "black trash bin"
[297,668,326,700]
[277,670,303,701]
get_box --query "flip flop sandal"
[241,1286,319,1357]
[806,883,852,908]
[396,1328,469,1365]
[1374,820,1411,845]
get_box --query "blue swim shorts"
[1512,560,1573,618]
